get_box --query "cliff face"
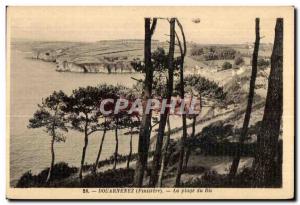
[56,61,86,72]
[55,60,135,73]
[35,50,136,74]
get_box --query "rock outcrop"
[55,60,134,73]
[35,50,136,74]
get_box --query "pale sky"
[8,6,289,44]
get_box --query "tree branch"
[87,128,105,136]
[150,18,158,36]
[131,77,143,82]
[175,19,187,57]
[175,31,183,57]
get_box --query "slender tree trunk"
[228,18,260,179]
[149,18,176,187]
[134,18,157,187]
[157,115,171,187]
[175,19,188,187]
[184,115,196,170]
[252,18,283,187]
[79,123,89,181]
[93,126,107,173]
[149,115,167,186]
[113,118,119,170]
[46,134,55,183]
[127,127,133,169]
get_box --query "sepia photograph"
[6,6,294,200]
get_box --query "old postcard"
[6,6,294,200]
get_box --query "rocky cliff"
[55,60,134,73]
[34,50,137,74]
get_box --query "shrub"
[186,121,261,156]
[82,168,134,187]
[16,171,36,188]
[199,142,257,156]
[184,166,207,174]
[222,62,232,70]
[38,162,78,181]
[175,75,227,102]
[190,45,204,56]
[257,58,270,68]
[130,58,144,72]
[180,170,226,187]
[200,121,234,143]
[181,168,256,188]
[234,56,245,66]
[16,162,78,188]
[164,139,180,167]
[55,168,135,188]
[190,46,237,60]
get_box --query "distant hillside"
[11,39,271,77]
[11,39,164,74]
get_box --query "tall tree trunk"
[157,115,171,187]
[46,133,55,183]
[113,118,119,170]
[149,114,168,186]
[133,18,157,187]
[252,18,283,187]
[93,125,107,173]
[79,122,89,181]
[149,18,176,187]
[228,18,260,179]
[175,19,188,187]
[127,127,133,169]
[184,115,196,170]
